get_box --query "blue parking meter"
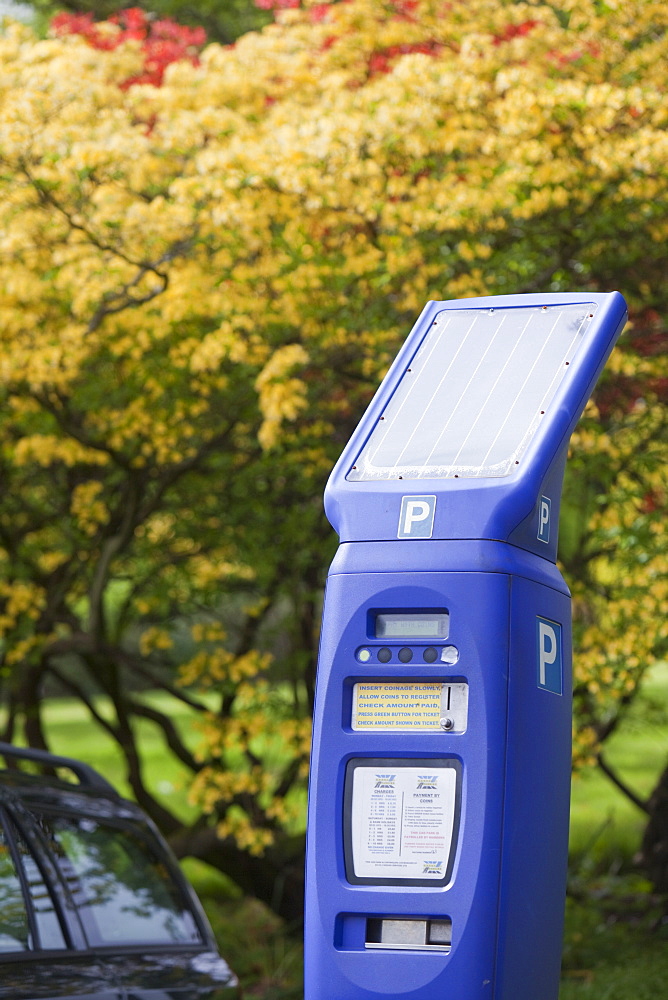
[305,292,627,1000]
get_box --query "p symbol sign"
[537,495,551,544]
[536,617,563,696]
[398,495,436,539]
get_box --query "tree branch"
[126,698,201,772]
[597,750,651,815]
[45,662,121,742]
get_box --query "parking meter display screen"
[375,612,449,639]
[347,303,595,480]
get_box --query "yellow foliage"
[1,0,667,850]
[215,812,275,856]
[70,481,110,536]
[4,634,45,667]
[14,435,110,468]
[0,581,47,628]
[139,626,174,656]
[191,622,227,644]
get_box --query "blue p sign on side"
[536,617,562,695]
[398,495,436,539]
[537,496,551,544]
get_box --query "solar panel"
[347,303,595,481]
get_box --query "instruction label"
[350,765,458,881]
[352,682,468,732]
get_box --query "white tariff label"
[350,765,458,881]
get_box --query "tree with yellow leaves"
[0,0,667,915]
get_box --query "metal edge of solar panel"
[347,303,596,482]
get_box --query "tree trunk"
[640,760,668,895]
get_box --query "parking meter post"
[305,292,627,1000]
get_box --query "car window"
[11,820,67,951]
[0,819,30,952]
[38,813,202,948]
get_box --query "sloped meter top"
[347,303,595,482]
[325,292,627,556]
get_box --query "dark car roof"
[0,741,159,819]
[0,767,146,823]
[0,741,118,793]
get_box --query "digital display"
[375,612,449,640]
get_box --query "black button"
[423,647,438,663]
[377,647,392,663]
[398,647,413,663]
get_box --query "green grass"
[569,662,668,863]
[5,663,667,998]
[560,662,668,999]
[201,896,304,1000]
[560,886,668,1000]
[178,860,303,998]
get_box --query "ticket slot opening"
[366,917,452,951]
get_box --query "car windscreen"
[36,812,202,949]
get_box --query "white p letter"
[538,621,558,687]
[398,496,436,538]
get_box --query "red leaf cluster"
[254,0,348,16]
[391,0,420,19]
[628,309,668,358]
[492,19,539,46]
[50,7,206,88]
[594,311,668,416]
[310,3,333,21]
[367,39,443,77]
[254,0,301,9]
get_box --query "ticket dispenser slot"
[305,292,628,1000]
[366,918,452,951]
